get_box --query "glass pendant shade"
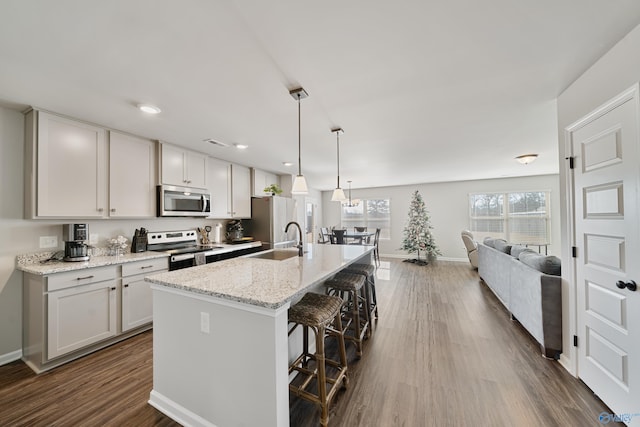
[331,187,346,202]
[292,175,308,194]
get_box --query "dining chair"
[318,227,331,244]
[333,229,347,244]
[365,228,381,266]
[354,226,370,244]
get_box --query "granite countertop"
[145,244,373,309]
[16,251,170,275]
[16,241,263,275]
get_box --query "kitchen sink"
[250,250,299,261]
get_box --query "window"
[341,199,391,239]
[469,191,550,244]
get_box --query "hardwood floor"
[0,260,616,426]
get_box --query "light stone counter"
[145,243,373,309]
[16,251,170,275]
[15,241,262,276]
[147,243,374,427]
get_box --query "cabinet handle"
[110,287,116,291]
[140,265,154,269]
[124,284,129,288]
[110,208,116,212]
[76,275,95,281]
[97,208,104,212]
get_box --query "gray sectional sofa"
[478,238,562,359]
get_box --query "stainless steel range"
[147,229,261,271]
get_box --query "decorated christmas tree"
[401,190,440,265]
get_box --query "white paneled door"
[569,85,640,424]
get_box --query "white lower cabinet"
[47,280,118,359]
[22,257,168,373]
[122,258,168,332]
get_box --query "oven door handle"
[171,253,196,263]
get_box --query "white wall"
[0,106,316,363]
[321,175,561,260]
[557,22,640,374]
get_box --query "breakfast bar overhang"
[145,244,373,427]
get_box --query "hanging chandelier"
[343,180,360,207]
[289,87,309,194]
[331,127,346,202]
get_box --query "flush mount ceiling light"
[343,180,360,207]
[289,87,309,195]
[331,127,347,202]
[515,154,538,165]
[234,143,249,150]
[137,103,161,114]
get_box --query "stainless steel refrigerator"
[249,196,298,249]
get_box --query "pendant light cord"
[336,131,340,188]
[297,95,302,176]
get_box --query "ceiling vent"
[204,138,229,147]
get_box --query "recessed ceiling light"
[138,104,161,114]
[282,162,293,167]
[235,144,249,150]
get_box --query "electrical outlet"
[39,236,58,248]
[200,312,210,334]
[89,234,98,245]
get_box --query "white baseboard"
[380,253,468,263]
[0,349,22,366]
[149,390,218,427]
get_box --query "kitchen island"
[145,243,373,427]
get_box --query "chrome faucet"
[285,221,304,256]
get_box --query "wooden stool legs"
[289,293,348,426]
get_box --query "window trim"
[468,190,551,244]
[340,197,392,240]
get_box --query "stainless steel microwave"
[157,185,211,217]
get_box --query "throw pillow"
[493,239,512,254]
[483,237,496,248]
[519,251,562,276]
[510,245,531,258]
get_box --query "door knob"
[616,280,637,291]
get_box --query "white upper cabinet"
[109,131,156,218]
[28,111,107,218]
[25,110,159,219]
[206,159,251,219]
[161,143,207,189]
[207,157,231,219]
[252,168,280,196]
[231,164,251,218]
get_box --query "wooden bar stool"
[343,263,379,324]
[288,292,348,427]
[325,272,369,357]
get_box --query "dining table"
[335,230,375,244]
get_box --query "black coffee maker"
[63,223,90,262]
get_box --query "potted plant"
[263,183,283,196]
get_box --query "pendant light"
[289,87,309,194]
[343,180,360,207]
[331,127,347,202]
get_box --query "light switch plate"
[40,236,58,248]
[89,234,98,245]
[200,312,210,334]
